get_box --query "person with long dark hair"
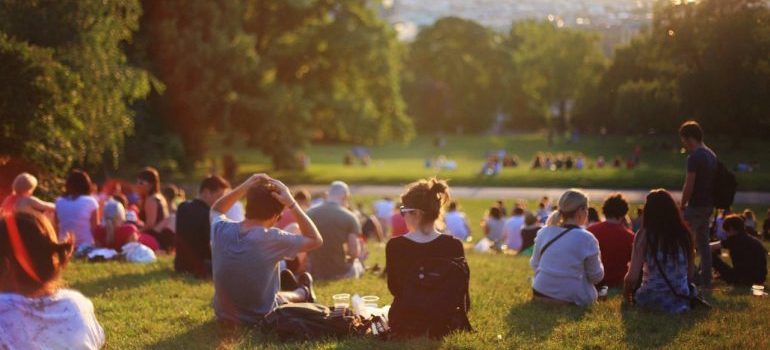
[624,189,695,313]
[54,170,99,249]
[135,167,172,251]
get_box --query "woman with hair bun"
[530,189,604,305]
[0,211,105,349]
[386,178,471,338]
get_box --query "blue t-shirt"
[210,211,305,324]
[686,146,717,208]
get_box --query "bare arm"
[347,233,360,259]
[624,230,647,302]
[269,178,322,252]
[90,208,99,234]
[29,196,56,212]
[144,197,158,228]
[211,174,270,215]
[681,172,696,209]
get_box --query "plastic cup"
[333,293,351,309]
[361,295,380,308]
[752,285,765,297]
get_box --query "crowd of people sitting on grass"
[1,120,768,348]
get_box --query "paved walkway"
[299,184,770,205]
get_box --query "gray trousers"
[685,206,714,288]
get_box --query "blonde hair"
[545,189,589,226]
[12,173,37,195]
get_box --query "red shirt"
[390,213,408,238]
[587,221,634,287]
[94,224,160,251]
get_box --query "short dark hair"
[722,214,745,233]
[199,175,230,194]
[137,167,160,194]
[679,121,703,142]
[294,189,310,202]
[245,181,284,220]
[448,200,458,211]
[64,169,92,198]
[602,193,629,219]
[489,207,502,220]
[588,207,600,222]
[161,184,179,203]
[513,207,525,215]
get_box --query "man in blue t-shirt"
[209,174,324,327]
[679,121,717,288]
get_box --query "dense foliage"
[1,0,769,184]
[575,0,770,138]
[0,0,151,192]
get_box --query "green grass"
[62,197,770,349]
[185,133,770,191]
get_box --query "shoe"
[298,272,316,303]
[280,269,299,291]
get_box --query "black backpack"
[712,159,737,210]
[263,303,370,341]
[398,256,472,338]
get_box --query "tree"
[579,0,770,139]
[507,20,607,135]
[403,17,505,133]
[0,34,81,195]
[0,0,152,170]
[140,0,412,169]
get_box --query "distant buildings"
[379,0,656,53]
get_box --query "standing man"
[679,121,717,288]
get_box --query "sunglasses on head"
[399,206,419,217]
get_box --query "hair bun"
[428,178,448,195]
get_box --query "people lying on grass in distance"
[530,189,604,306]
[710,214,767,287]
[210,174,322,328]
[444,200,471,241]
[588,193,634,288]
[174,175,230,279]
[0,211,104,349]
[386,178,471,338]
[624,189,695,314]
[306,181,365,280]
[0,173,55,216]
[55,170,100,251]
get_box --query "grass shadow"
[620,302,709,349]
[69,267,208,298]
[505,300,589,342]
[147,319,224,350]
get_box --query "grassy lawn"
[62,197,770,349]
[188,133,770,191]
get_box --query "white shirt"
[530,226,604,306]
[503,215,526,250]
[55,195,99,247]
[226,201,245,221]
[444,211,470,241]
[0,289,105,350]
[373,199,394,219]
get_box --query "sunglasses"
[399,206,419,217]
